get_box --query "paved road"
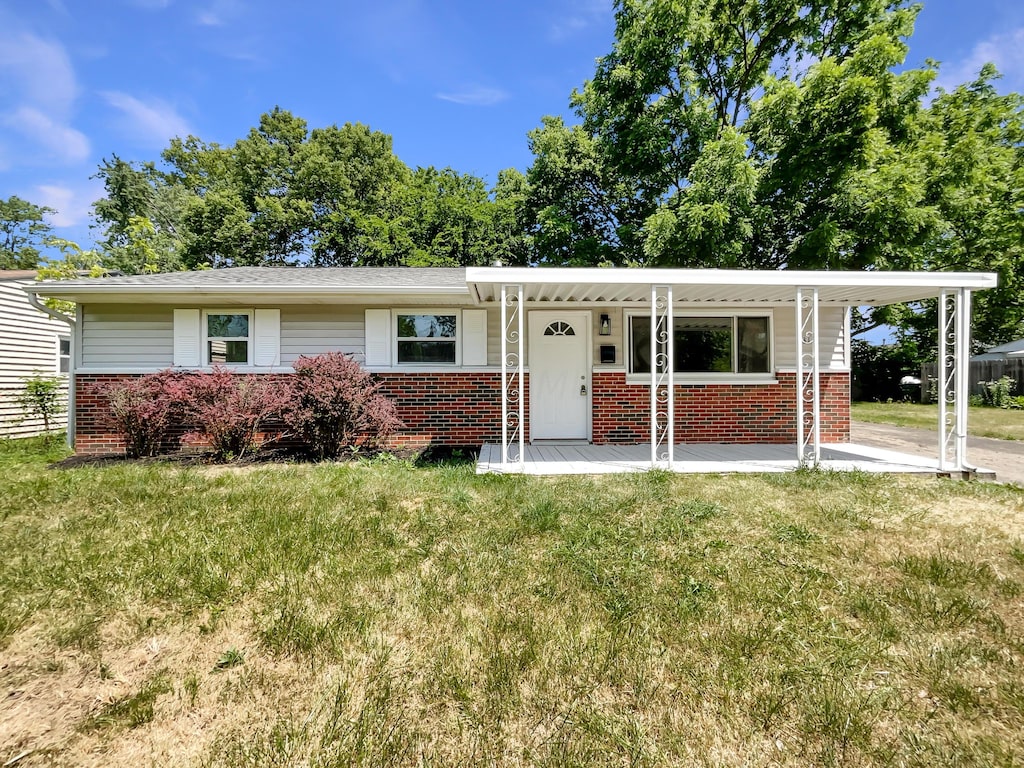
[851,421,1024,486]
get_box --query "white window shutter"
[173,309,201,367]
[462,309,488,366]
[364,309,391,366]
[254,309,280,367]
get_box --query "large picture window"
[205,312,251,365]
[630,315,770,375]
[396,313,458,364]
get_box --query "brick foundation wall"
[374,372,529,448]
[74,370,848,455]
[74,372,530,455]
[592,371,849,444]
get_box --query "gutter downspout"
[25,291,76,450]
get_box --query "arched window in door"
[543,321,576,336]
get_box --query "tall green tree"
[879,67,1024,348]
[527,0,1023,350]
[138,107,527,269]
[0,196,54,269]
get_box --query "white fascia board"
[465,267,998,290]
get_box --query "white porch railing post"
[796,287,821,466]
[500,284,524,471]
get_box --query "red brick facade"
[592,370,849,444]
[374,372,530,448]
[73,370,849,454]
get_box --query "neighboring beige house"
[0,271,71,437]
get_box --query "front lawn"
[852,401,1024,441]
[1,437,1023,766]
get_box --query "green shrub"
[978,376,1016,408]
[16,373,65,433]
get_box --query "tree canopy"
[12,1,1023,352]
[0,196,53,270]
[522,0,1024,349]
[88,108,530,271]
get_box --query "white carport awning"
[466,267,998,305]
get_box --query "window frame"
[392,309,461,367]
[202,309,254,367]
[624,309,774,382]
[56,335,71,375]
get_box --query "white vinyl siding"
[0,278,70,437]
[81,305,175,368]
[281,307,363,364]
[773,306,847,370]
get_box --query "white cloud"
[0,29,88,167]
[436,86,510,106]
[0,31,78,114]
[124,0,172,9]
[4,106,90,162]
[934,27,1024,94]
[33,181,102,228]
[548,0,610,41]
[195,0,244,27]
[101,91,192,146]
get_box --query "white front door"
[529,311,590,440]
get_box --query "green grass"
[852,401,1024,441]
[1,436,1023,766]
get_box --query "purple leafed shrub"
[285,352,403,459]
[101,369,191,458]
[178,367,293,461]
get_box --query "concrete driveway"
[851,421,1024,486]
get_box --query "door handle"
[580,384,587,396]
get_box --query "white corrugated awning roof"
[465,268,999,306]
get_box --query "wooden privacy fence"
[920,358,1024,400]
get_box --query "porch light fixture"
[600,313,611,336]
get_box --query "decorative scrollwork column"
[938,288,970,471]
[650,285,673,468]
[500,284,524,470]
[796,287,821,466]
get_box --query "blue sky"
[2,0,1023,251]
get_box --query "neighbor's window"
[630,315,770,374]
[206,312,251,364]
[396,313,457,364]
[57,336,70,374]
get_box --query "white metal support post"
[957,289,972,469]
[500,284,524,470]
[939,288,971,471]
[650,285,674,468]
[796,287,821,466]
[938,289,956,470]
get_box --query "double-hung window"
[57,336,70,374]
[205,311,252,365]
[395,313,458,364]
[629,314,771,375]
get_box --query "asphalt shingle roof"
[33,267,468,290]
